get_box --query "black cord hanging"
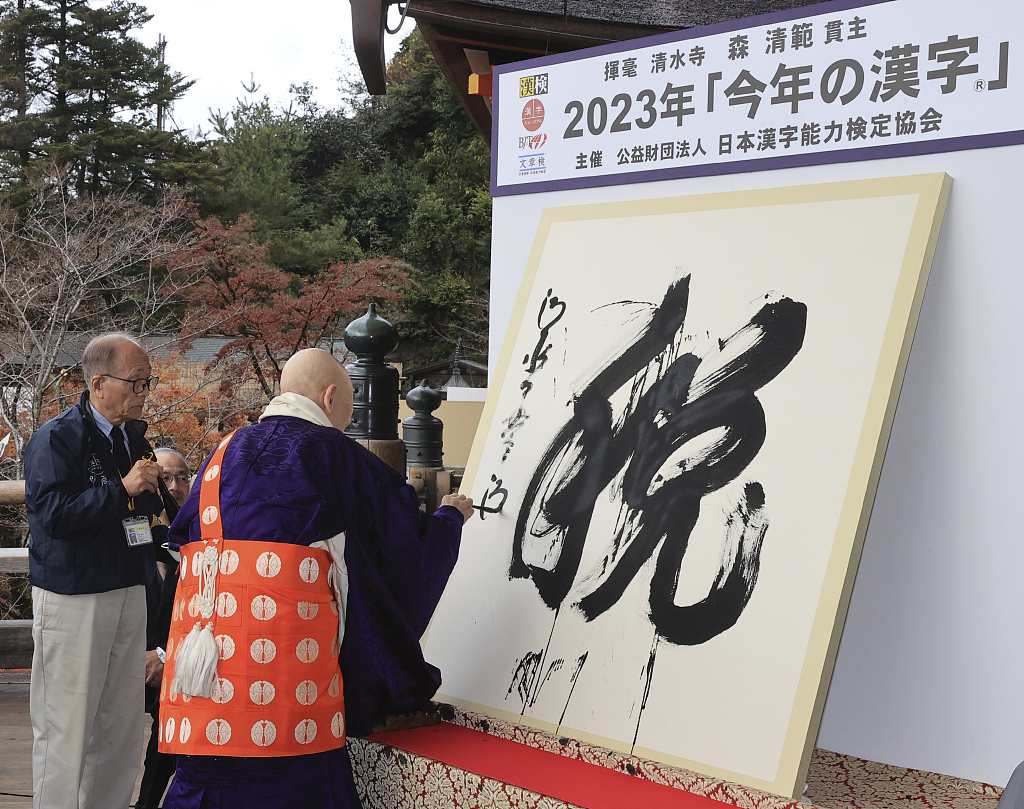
[385,2,411,35]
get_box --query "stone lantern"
[402,380,444,469]
[344,304,405,472]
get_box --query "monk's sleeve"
[376,486,464,637]
[340,471,464,737]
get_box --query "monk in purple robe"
[161,349,473,808]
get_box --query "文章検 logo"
[519,73,548,98]
[522,99,544,132]
[517,132,547,177]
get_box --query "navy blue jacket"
[26,391,160,594]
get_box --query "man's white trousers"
[31,585,146,809]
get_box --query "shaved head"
[280,349,354,431]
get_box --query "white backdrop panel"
[484,143,1024,786]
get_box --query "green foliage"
[270,216,362,272]
[0,0,214,195]
[206,94,307,231]
[362,33,479,163]
[202,28,490,363]
[200,90,366,274]
[294,29,491,364]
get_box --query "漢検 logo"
[519,74,548,98]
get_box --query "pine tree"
[0,0,212,194]
[200,86,363,274]
[0,0,45,180]
[206,90,308,233]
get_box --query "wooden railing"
[0,480,30,668]
[0,542,30,669]
[0,480,25,506]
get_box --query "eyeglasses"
[102,374,159,394]
[161,473,191,486]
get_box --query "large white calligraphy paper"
[424,175,950,796]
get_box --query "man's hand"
[145,649,163,687]
[123,459,161,497]
[441,493,474,524]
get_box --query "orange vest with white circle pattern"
[158,431,346,757]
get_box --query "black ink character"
[507,650,542,706]
[500,407,529,463]
[476,474,508,518]
[503,289,568,463]
[522,288,567,392]
[510,276,806,646]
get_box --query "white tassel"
[198,546,218,620]
[172,543,220,697]
[172,621,219,698]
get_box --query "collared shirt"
[90,403,129,458]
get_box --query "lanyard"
[122,455,153,515]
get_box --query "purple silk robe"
[162,416,464,809]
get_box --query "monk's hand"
[441,493,474,524]
[145,649,163,687]
[123,459,161,496]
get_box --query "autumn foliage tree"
[142,352,247,467]
[0,163,198,477]
[171,212,413,404]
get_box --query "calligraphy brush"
[472,503,502,514]
[143,450,180,522]
[158,475,180,521]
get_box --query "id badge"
[123,517,153,547]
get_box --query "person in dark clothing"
[136,448,192,809]
[158,349,472,809]
[26,332,165,809]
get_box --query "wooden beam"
[352,0,388,94]
[418,20,494,145]
[0,620,32,669]
[0,480,25,505]
[432,30,575,56]
[435,470,452,503]
[408,1,671,45]
[0,548,29,574]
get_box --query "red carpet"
[370,722,733,809]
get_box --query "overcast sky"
[137,0,411,136]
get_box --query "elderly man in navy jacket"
[26,332,165,809]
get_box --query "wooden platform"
[0,684,32,808]
[0,683,153,808]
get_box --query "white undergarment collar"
[259,392,334,429]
